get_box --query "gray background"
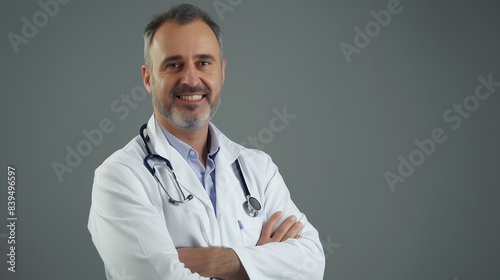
[1,0,499,279]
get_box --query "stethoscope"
[140,123,262,217]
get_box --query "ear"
[221,59,227,84]
[141,65,153,94]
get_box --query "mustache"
[170,84,211,97]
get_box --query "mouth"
[177,94,205,101]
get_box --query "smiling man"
[88,4,325,279]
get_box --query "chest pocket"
[238,215,265,246]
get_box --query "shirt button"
[189,150,196,156]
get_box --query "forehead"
[150,20,220,59]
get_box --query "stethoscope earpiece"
[168,194,193,206]
[141,124,193,206]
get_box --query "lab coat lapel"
[147,116,215,212]
[214,156,239,218]
[211,124,242,218]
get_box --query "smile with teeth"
[178,95,205,101]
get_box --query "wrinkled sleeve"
[231,154,325,280]
[87,155,209,280]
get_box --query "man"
[88,4,325,279]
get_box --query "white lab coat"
[88,115,325,279]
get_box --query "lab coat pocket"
[238,216,264,246]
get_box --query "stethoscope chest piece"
[243,195,261,217]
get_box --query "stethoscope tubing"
[140,123,261,217]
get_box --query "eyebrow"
[160,54,216,67]
[195,54,216,61]
[160,55,183,67]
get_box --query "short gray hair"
[143,4,223,68]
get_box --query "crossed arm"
[177,211,304,279]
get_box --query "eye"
[198,61,211,67]
[167,63,182,69]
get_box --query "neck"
[157,113,209,166]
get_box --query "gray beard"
[152,88,221,131]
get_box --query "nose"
[179,63,201,87]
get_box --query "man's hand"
[177,247,249,280]
[257,211,303,246]
[177,212,302,278]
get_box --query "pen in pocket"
[238,220,244,230]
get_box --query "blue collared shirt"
[160,125,220,214]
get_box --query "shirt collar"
[207,124,221,158]
[159,124,220,161]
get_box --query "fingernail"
[291,216,297,221]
